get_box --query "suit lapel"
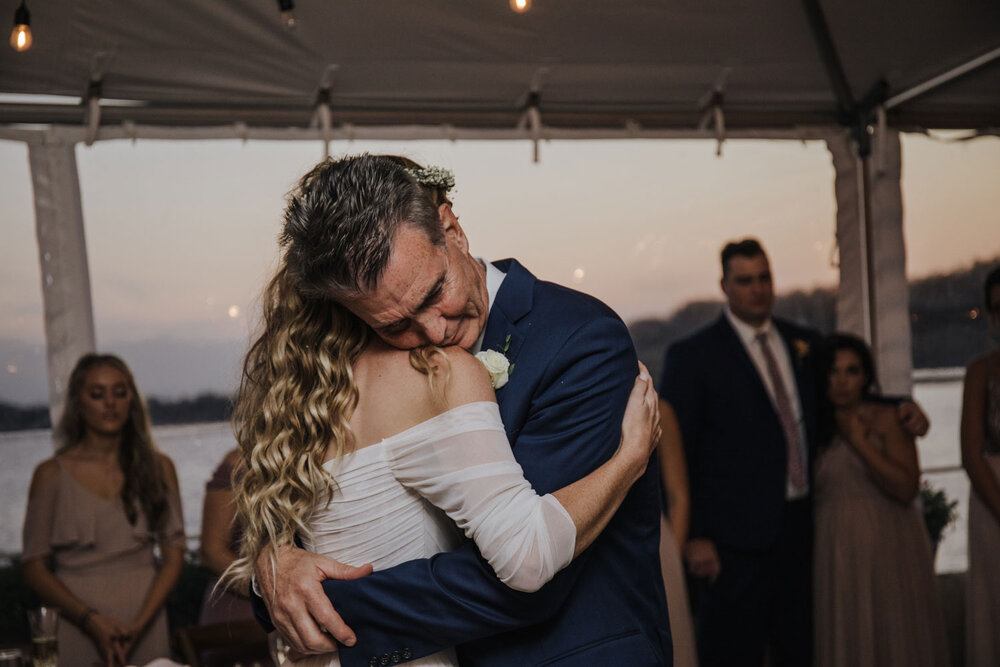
[481,259,534,395]
[714,315,773,405]
[774,319,816,444]
[773,320,809,400]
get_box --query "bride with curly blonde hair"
[226,155,659,666]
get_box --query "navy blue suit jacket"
[659,314,819,551]
[285,259,672,666]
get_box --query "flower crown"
[405,165,456,192]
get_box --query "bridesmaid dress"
[813,432,949,667]
[966,361,1000,667]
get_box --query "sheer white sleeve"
[383,401,576,592]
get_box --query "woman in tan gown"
[962,265,1000,667]
[813,334,948,667]
[22,354,185,667]
[656,399,698,667]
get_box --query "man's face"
[721,253,774,327]
[340,206,489,350]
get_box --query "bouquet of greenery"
[920,481,959,549]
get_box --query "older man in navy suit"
[249,155,672,667]
[660,239,818,667]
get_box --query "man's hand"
[898,401,929,438]
[684,538,721,582]
[256,543,373,654]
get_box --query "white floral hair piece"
[405,165,456,192]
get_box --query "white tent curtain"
[827,128,912,396]
[28,135,97,424]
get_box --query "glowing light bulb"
[278,0,296,29]
[509,0,531,14]
[9,1,31,52]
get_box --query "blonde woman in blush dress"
[962,265,1000,667]
[656,399,698,667]
[812,334,948,667]
[22,354,185,667]
[223,157,664,667]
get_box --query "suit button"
[390,651,401,663]
[368,659,378,667]
[380,654,390,666]
[402,648,412,660]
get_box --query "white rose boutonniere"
[475,349,511,390]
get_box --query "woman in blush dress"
[812,334,948,667]
[197,448,273,667]
[222,157,663,667]
[656,399,697,667]
[962,265,1000,666]
[199,448,251,624]
[22,354,185,667]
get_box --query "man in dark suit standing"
[659,239,819,667]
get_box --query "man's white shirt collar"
[724,304,774,344]
[470,259,506,354]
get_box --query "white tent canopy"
[2,0,999,416]
[2,0,999,131]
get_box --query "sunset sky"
[1,133,998,403]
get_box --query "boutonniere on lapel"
[476,334,514,390]
[794,339,810,364]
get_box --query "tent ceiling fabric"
[1,0,999,130]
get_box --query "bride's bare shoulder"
[435,346,495,407]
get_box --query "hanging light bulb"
[9,0,32,52]
[277,0,296,29]
[509,0,531,13]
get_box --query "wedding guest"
[962,264,1000,666]
[661,238,820,667]
[813,333,948,667]
[660,238,930,667]
[198,448,271,667]
[656,399,698,667]
[199,448,251,623]
[22,354,185,667]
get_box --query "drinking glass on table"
[27,606,59,667]
[268,633,291,666]
[0,648,26,667]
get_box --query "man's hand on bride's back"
[256,543,373,654]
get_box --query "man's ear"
[439,203,469,252]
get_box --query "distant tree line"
[0,393,233,433]
[631,257,998,391]
[1,257,997,432]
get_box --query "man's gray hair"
[280,154,445,298]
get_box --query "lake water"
[0,372,973,573]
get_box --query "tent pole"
[885,45,1000,109]
[800,0,855,117]
[828,128,911,394]
[27,135,97,426]
[860,154,877,352]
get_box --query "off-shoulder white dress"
[296,401,577,667]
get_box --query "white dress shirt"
[724,306,809,499]
[469,259,506,355]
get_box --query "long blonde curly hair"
[224,155,452,589]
